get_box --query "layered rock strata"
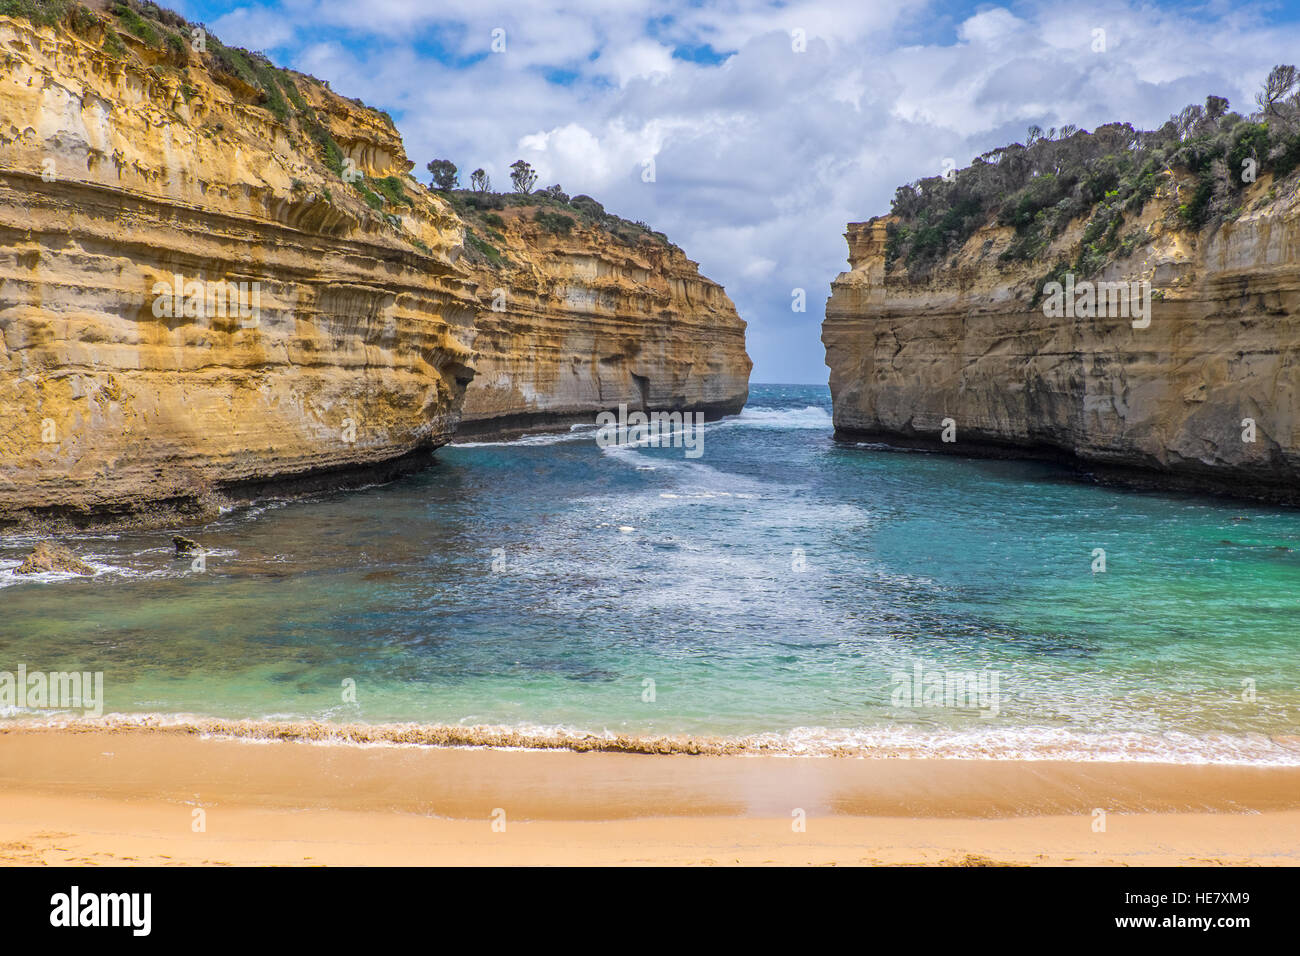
[0,8,751,525]
[457,213,750,439]
[0,12,477,525]
[823,176,1300,503]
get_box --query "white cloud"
[210,6,297,52]
[600,41,676,87]
[206,0,1300,382]
[957,8,1028,46]
[519,121,661,186]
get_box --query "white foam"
[0,545,239,588]
[0,556,123,588]
[451,404,831,452]
[453,430,592,449]
[740,725,1300,765]
[711,405,833,431]
[4,712,1296,765]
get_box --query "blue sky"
[170,0,1300,383]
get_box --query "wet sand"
[2,727,1298,865]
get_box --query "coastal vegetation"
[424,160,676,260]
[427,159,459,191]
[446,186,675,261]
[884,67,1300,278]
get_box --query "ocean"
[3,383,1299,763]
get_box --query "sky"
[170,0,1300,383]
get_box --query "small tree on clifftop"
[470,168,491,192]
[1257,65,1297,116]
[509,160,538,193]
[427,159,458,191]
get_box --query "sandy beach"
[1,726,1298,866]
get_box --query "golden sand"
[1,727,1298,865]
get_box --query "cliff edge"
[0,6,478,526]
[0,2,751,525]
[452,192,750,438]
[823,106,1300,504]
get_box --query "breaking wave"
[714,405,832,430]
[5,714,1299,765]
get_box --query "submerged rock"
[14,542,93,576]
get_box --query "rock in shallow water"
[172,536,203,556]
[14,542,93,576]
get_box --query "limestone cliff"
[0,4,750,525]
[823,169,1300,504]
[0,7,479,525]
[456,205,750,437]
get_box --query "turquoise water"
[2,384,1299,762]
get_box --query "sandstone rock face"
[458,214,750,438]
[0,13,478,525]
[822,176,1300,503]
[0,11,751,524]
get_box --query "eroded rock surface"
[823,175,1300,503]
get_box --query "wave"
[713,405,833,430]
[598,441,771,497]
[452,406,831,450]
[0,556,125,588]
[0,546,240,588]
[452,429,595,449]
[4,714,1299,765]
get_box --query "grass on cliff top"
[112,1,161,45]
[1,0,97,31]
[442,188,677,252]
[0,0,67,25]
[885,78,1300,280]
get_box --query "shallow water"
[3,384,1299,762]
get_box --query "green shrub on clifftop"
[885,70,1300,279]
[533,210,575,235]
